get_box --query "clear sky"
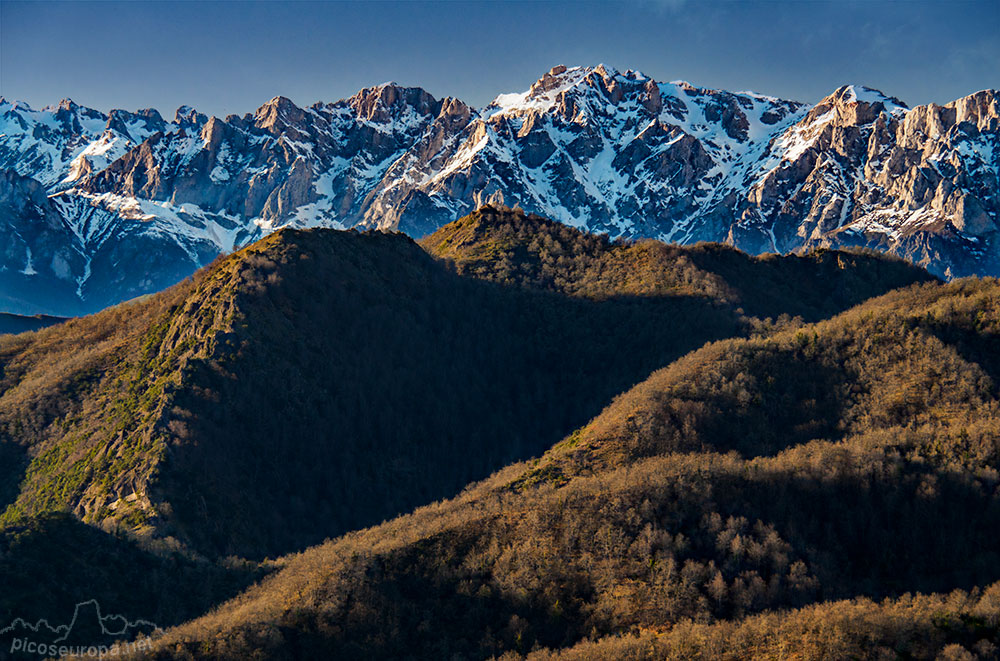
[1,0,997,118]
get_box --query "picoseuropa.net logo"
[1,600,162,659]
[8,639,152,660]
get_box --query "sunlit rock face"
[1,67,997,314]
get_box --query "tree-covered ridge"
[121,228,746,560]
[0,273,204,532]
[520,278,1000,479]
[421,205,936,321]
[123,277,1000,660]
[527,585,1000,660]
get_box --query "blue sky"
[1,0,997,117]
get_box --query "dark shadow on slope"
[924,324,1000,397]
[0,442,27,512]
[683,244,937,322]
[696,358,849,458]
[157,231,746,559]
[631,351,852,460]
[0,513,263,660]
[288,528,574,661]
[717,461,1000,602]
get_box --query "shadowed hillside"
[0,208,939,656]
[132,227,745,559]
[525,587,1000,660]
[0,208,931,558]
[115,277,1000,661]
[0,513,261,649]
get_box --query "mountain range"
[1,64,997,316]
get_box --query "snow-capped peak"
[486,65,590,117]
[174,105,208,127]
[840,84,907,109]
[40,98,79,112]
[0,99,35,112]
[819,85,909,118]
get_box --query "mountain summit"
[1,66,996,315]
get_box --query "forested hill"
[126,276,1000,661]
[422,205,935,321]
[0,208,935,656]
[0,208,931,560]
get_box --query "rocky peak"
[253,96,308,132]
[174,105,208,129]
[948,89,1000,131]
[808,84,907,126]
[580,65,627,106]
[578,66,661,107]
[347,83,440,123]
[438,96,473,120]
[53,98,79,112]
[42,98,102,122]
[888,91,997,151]
[105,108,166,139]
[592,63,617,78]
[639,79,663,115]
[1,99,33,112]
[486,66,587,117]
[199,116,229,150]
[528,64,640,101]
[135,107,166,125]
[529,65,572,96]
[430,97,475,138]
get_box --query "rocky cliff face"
[731,85,1000,277]
[0,65,997,314]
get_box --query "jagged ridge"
[1,66,995,315]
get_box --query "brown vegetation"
[118,274,1000,660]
[527,586,1000,660]
[421,204,934,321]
[0,207,969,658]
